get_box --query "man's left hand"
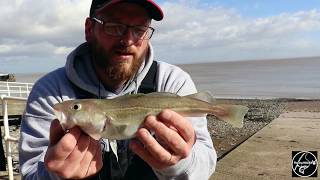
[130,109,196,170]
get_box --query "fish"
[53,92,249,141]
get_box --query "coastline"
[210,98,320,159]
[14,73,46,83]
[11,57,320,99]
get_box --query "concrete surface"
[210,112,320,180]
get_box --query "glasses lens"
[102,22,154,40]
[137,27,154,40]
[104,23,126,36]
[132,26,148,39]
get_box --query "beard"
[90,38,145,84]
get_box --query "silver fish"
[53,92,249,140]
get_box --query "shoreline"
[210,98,320,159]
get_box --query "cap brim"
[96,0,163,21]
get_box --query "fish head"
[53,100,103,132]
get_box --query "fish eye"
[71,103,82,111]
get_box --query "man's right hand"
[44,119,103,179]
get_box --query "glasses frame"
[91,17,155,40]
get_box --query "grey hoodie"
[19,42,217,180]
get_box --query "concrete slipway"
[210,112,320,180]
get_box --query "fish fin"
[186,91,215,103]
[109,140,118,162]
[119,93,145,98]
[80,125,102,140]
[115,93,178,100]
[215,105,249,128]
[122,124,140,138]
[146,92,179,97]
[88,133,102,140]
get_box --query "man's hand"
[130,109,196,170]
[44,119,103,179]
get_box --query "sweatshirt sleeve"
[19,73,65,180]
[154,62,217,179]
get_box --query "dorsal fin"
[116,92,179,100]
[186,91,215,103]
[146,92,179,97]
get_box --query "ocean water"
[15,57,320,99]
[179,57,320,99]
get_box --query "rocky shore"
[209,98,285,158]
[1,98,319,178]
[210,98,320,158]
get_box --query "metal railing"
[1,95,27,180]
[0,81,33,179]
[0,81,33,97]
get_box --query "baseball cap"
[90,0,164,21]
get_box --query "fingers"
[138,128,172,159]
[65,133,91,163]
[45,126,82,173]
[49,119,65,146]
[45,122,102,179]
[61,133,91,176]
[131,109,196,170]
[50,126,82,160]
[144,115,188,157]
[71,138,102,178]
[157,109,196,145]
[85,142,103,177]
[130,133,174,170]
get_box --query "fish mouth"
[53,109,67,125]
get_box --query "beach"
[1,58,320,179]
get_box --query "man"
[19,0,217,179]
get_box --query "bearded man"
[19,1,217,179]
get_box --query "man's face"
[88,3,151,82]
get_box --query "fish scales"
[53,92,248,140]
[107,94,218,115]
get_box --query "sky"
[1,0,320,73]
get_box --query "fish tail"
[214,105,249,128]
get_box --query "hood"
[65,42,155,98]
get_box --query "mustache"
[114,46,135,54]
[114,43,136,53]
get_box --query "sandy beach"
[1,97,319,179]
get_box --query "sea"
[15,57,320,99]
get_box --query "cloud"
[0,0,91,73]
[0,0,320,73]
[0,0,90,57]
[0,0,90,43]
[152,2,320,63]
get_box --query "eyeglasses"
[92,17,155,41]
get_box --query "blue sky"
[0,0,320,73]
[158,0,320,17]
[213,0,319,16]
